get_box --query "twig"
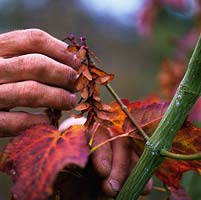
[152,186,167,193]
[90,132,131,154]
[105,84,149,141]
[161,149,201,160]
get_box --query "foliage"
[0,125,89,200]
[0,34,201,200]
[1,2,201,200]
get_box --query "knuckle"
[26,81,40,94]
[27,80,39,90]
[19,81,39,102]
[1,54,48,78]
[29,54,48,74]
[15,56,28,73]
[18,82,28,98]
[26,29,47,46]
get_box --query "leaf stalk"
[161,149,201,160]
[105,84,149,141]
[90,132,130,154]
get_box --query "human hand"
[91,125,153,198]
[0,29,79,136]
[59,118,153,198]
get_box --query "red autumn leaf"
[155,122,201,188]
[111,99,201,188]
[167,187,190,200]
[123,101,169,135]
[0,124,89,200]
[104,98,162,136]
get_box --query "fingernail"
[109,179,120,192]
[101,159,110,171]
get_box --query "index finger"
[0,29,80,69]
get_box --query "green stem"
[161,149,201,160]
[117,35,201,200]
[105,84,149,141]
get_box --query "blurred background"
[0,0,201,199]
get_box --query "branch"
[105,84,149,140]
[117,35,201,200]
[161,149,201,160]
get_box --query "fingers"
[142,178,153,195]
[0,111,50,137]
[102,137,131,197]
[0,54,77,91]
[0,81,76,110]
[91,128,153,197]
[0,29,80,69]
[92,126,112,178]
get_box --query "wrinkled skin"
[60,118,153,198]
[91,125,153,197]
[0,29,152,198]
[0,29,78,136]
